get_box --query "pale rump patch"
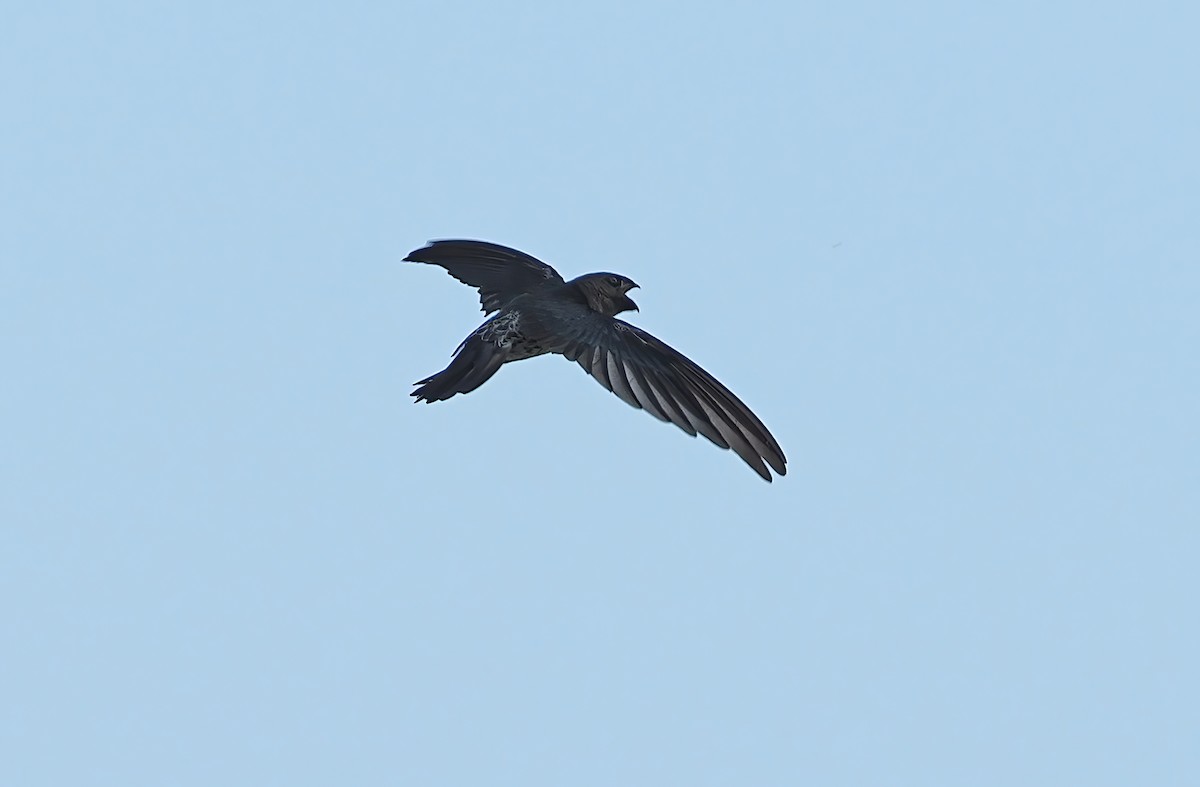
[479,310,548,360]
[480,311,521,347]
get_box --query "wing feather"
[567,318,786,481]
[404,240,565,313]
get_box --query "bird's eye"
[607,276,621,288]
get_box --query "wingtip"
[402,240,442,263]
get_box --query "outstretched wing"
[404,240,566,313]
[559,317,787,482]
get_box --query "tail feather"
[412,335,507,403]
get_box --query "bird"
[403,240,787,481]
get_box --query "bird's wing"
[404,240,566,313]
[559,317,787,481]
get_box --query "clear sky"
[2,2,1197,785]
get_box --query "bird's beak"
[622,294,639,313]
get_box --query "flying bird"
[403,240,787,481]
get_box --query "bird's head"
[575,273,639,316]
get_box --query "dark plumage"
[403,240,787,481]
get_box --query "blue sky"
[2,2,1197,785]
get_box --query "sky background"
[2,1,1197,785]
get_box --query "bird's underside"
[404,239,786,481]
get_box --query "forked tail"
[411,334,507,403]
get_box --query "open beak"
[622,290,639,313]
[627,282,639,311]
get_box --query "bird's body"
[404,240,787,481]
